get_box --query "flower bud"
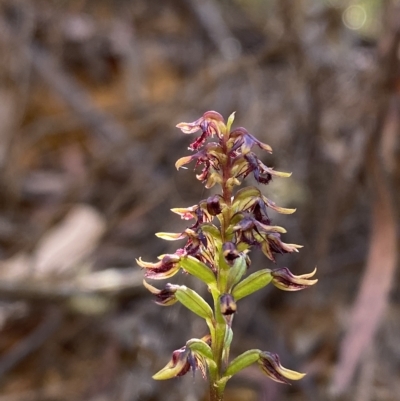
[219,293,237,316]
[206,195,222,216]
[222,242,240,265]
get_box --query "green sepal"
[226,177,241,188]
[201,224,222,258]
[204,170,222,189]
[231,158,248,178]
[268,169,292,178]
[228,212,245,226]
[227,254,247,291]
[155,232,184,241]
[187,338,214,363]
[201,223,222,242]
[263,239,276,260]
[188,338,218,377]
[232,269,272,301]
[179,256,217,288]
[152,362,185,380]
[225,213,244,236]
[226,111,236,133]
[208,148,227,165]
[256,223,287,234]
[224,349,261,378]
[176,286,214,320]
[175,155,194,170]
[237,242,250,252]
[232,186,260,212]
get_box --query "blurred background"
[0,0,399,400]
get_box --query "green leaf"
[232,269,272,301]
[176,286,214,320]
[224,349,261,378]
[179,256,217,287]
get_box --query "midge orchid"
[137,111,317,401]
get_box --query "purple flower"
[229,127,272,154]
[271,267,318,291]
[153,345,207,380]
[136,253,182,279]
[232,214,286,247]
[176,111,225,150]
[142,280,180,306]
[258,352,305,384]
[261,233,302,262]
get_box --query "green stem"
[209,124,235,401]
[209,382,224,401]
[208,281,228,400]
[221,129,233,240]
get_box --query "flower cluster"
[138,111,317,400]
